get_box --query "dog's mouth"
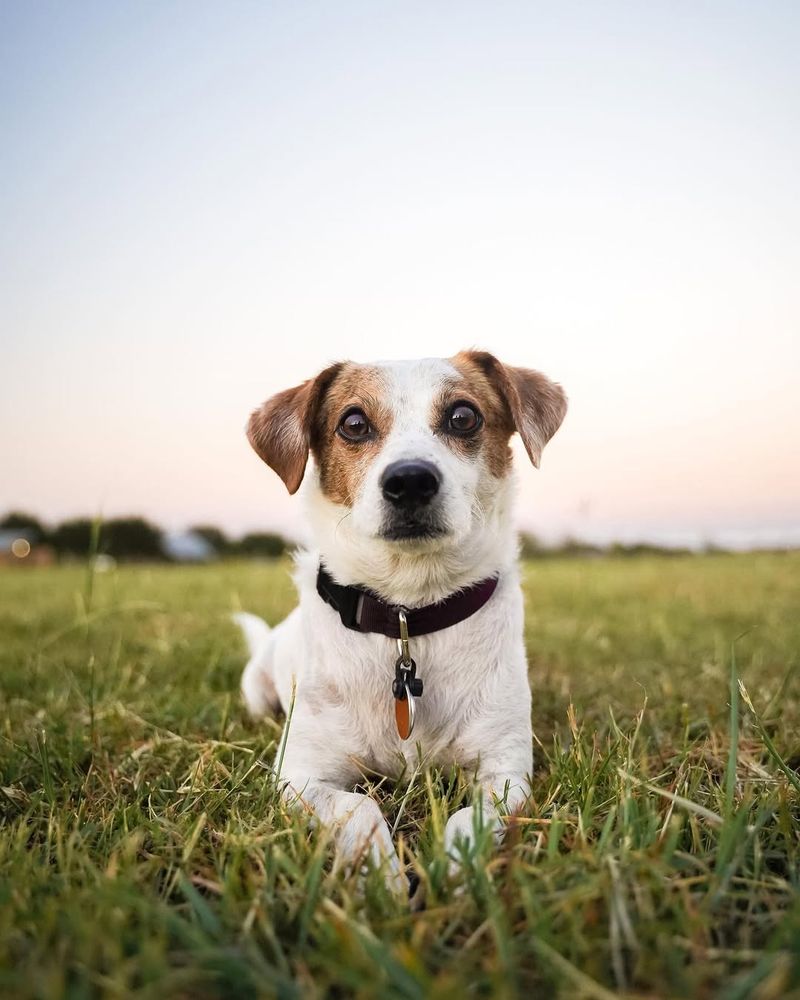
[381,522,447,542]
[379,512,448,543]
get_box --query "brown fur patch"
[441,354,517,477]
[448,351,567,471]
[310,364,393,506]
[247,363,343,493]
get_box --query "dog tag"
[392,618,423,741]
[394,682,416,740]
[393,656,422,741]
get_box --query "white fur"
[237,358,547,893]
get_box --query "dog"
[236,350,566,893]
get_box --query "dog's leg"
[444,764,530,868]
[281,773,407,896]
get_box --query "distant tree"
[237,532,289,559]
[0,511,48,542]
[701,542,730,556]
[608,542,692,558]
[103,518,163,560]
[189,525,230,555]
[519,533,545,559]
[50,518,96,556]
[558,537,605,559]
[51,516,164,560]
[519,533,605,559]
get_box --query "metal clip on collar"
[393,609,423,741]
[397,609,411,665]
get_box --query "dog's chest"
[302,584,522,779]
[352,666,481,776]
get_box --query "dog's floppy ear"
[464,350,568,467]
[247,363,342,493]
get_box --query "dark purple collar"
[316,564,499,639]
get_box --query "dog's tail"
[233,612,279,718]
[232,611,271,658]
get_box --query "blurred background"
[2,1,799,560]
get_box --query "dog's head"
[247,351,566,580]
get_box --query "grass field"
[1,554,799,999]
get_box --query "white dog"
[236,350,566,893]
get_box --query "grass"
[1,553,799,998]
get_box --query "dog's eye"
[447,402,482,435]
[338,408,372,441]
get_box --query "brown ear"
[462,351,568,467]
[246,363,342,493]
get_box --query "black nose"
[380,460,441,508]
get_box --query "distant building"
[0,530,56,567]
[161,530,216,563]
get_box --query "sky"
[1,1,799,549]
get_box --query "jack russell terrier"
[236,350,567,893]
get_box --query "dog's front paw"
[335,797,407,898]
[444,806,478,883]
[445,805,477,858]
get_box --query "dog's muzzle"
[379,460,444,540]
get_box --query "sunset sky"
[2,2,799,548]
